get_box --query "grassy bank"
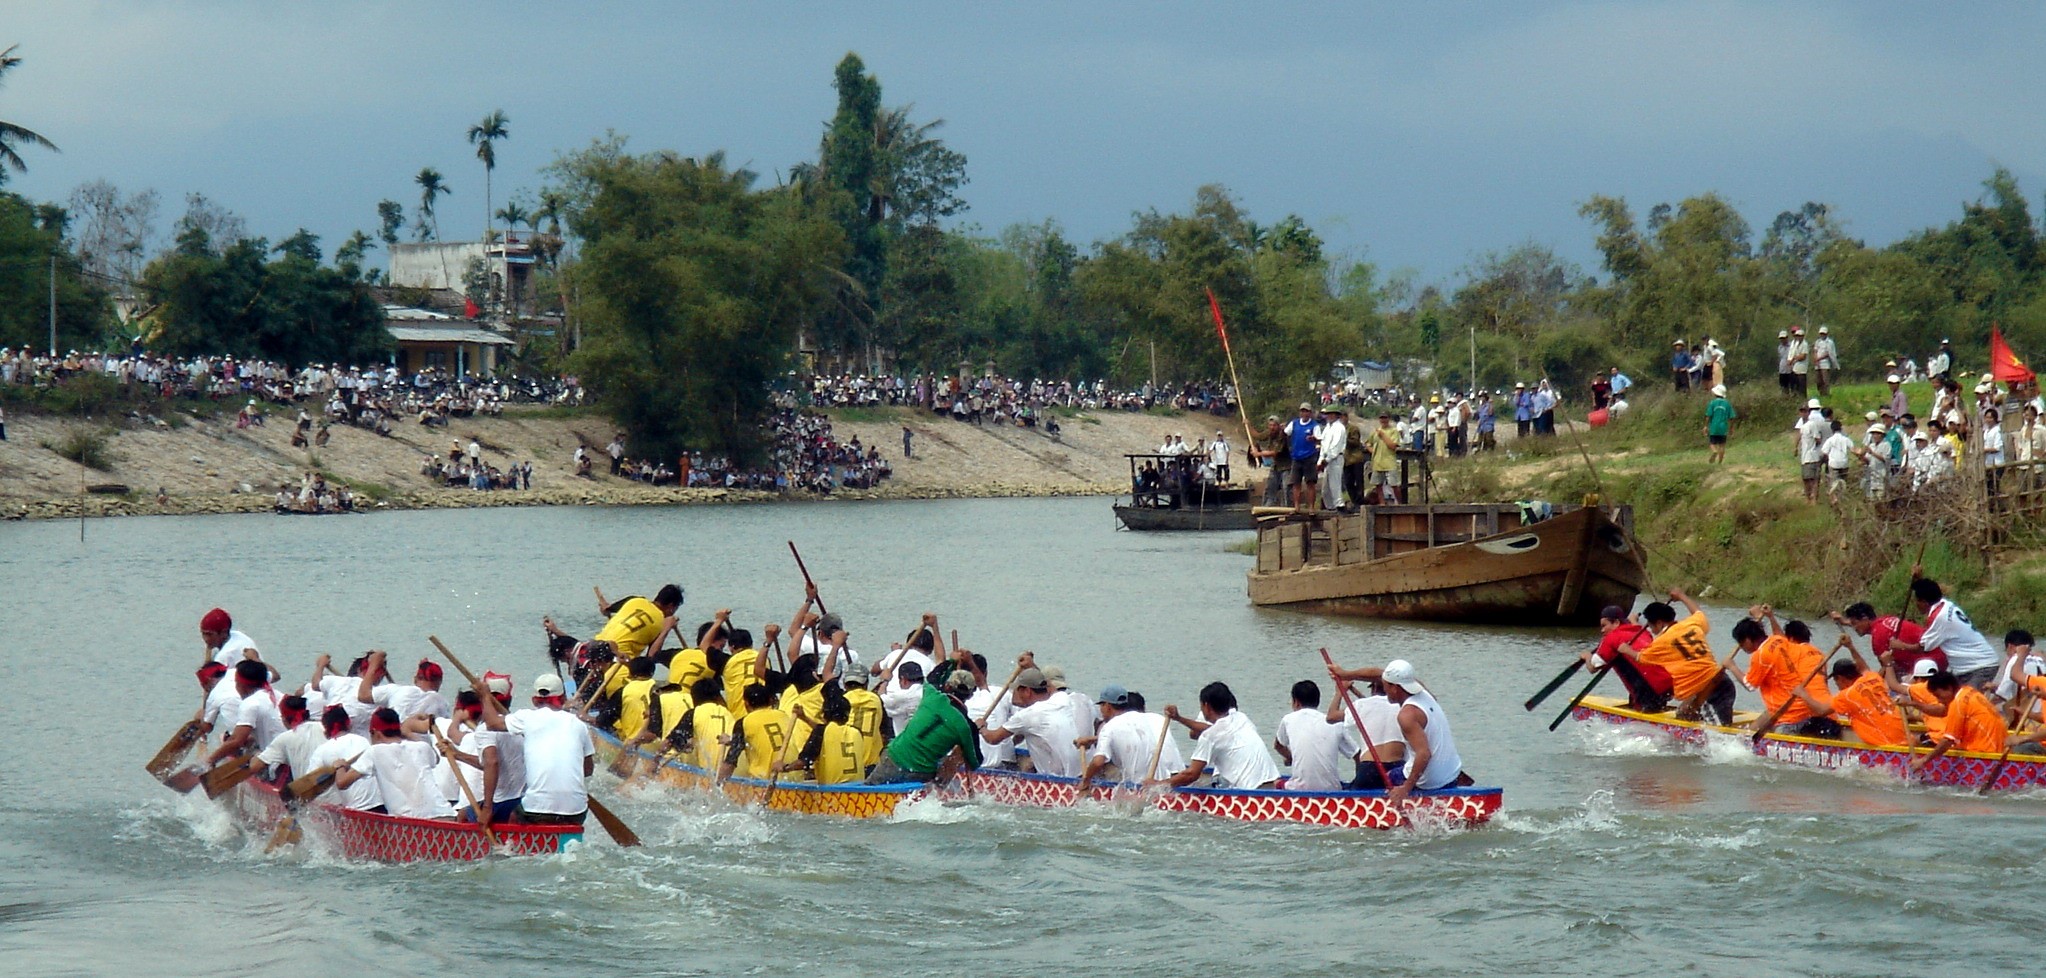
[1428,380,2046,629]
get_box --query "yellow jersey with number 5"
[814,723,866,785]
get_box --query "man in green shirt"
[866,671,983,784]
[1705,384,1737,463]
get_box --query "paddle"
[1548,663,1613,732]
[788,541,829,615]
[427,724,498,846]
[1751,645,1839,743]
[1319,648,1398,796]
[269,751,363,852]
[146,718,207,780]
[978,664,1027,726]
[201,754,261,799]
[1978,690,2035,796]
[1524,660,1585,712]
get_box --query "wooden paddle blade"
[145,721,206,778]
[201,756,259,799]
[606,749,639,779]
[264,815,302,853]
[586,796,640,847]
[163,766,203,794]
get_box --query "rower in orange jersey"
[1737,608,1837,738]
[1790,659,1906,747]
[1908,670,2008,776]
[1635,587,1736,724]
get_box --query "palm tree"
[467,109,509,245]
[0,45,58,184]
[414,167,449,240]
[495,201,530,240]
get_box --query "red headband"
[197,662,228,681]
[369,713,404,735]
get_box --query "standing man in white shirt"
[979,660,1081,777]
[1798,400,1829,503]
[1078,685,1183,790]
[1317,405,1348,511]
[1819,420,1854,503]
[1891,577,2004,691]
[1812,326,1839,395]
[477,672,595,825]
[1273,681,1359,791]
[1208,430,1231,484]
[1159,682,1281,789]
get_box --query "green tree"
[140,234,391,365]
[375,199,405,246]
[564,147,845,462]
[0,45,57,186]
[0,192,108,350]
[335,230,374,280]
[468,109,510,244]
[414,167,450,241]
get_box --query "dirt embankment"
[0,404,1246,519]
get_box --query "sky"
[4,1,2044,287]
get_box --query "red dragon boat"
[598,732,1502,829]
[230,778,583,861]
[1571,694,2046,791]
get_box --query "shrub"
[40,426,115,471]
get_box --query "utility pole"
[48,253,57,356]
[1469,325,1476,392]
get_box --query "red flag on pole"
[463,296,481,319]
[1991,325,2034,384]
[1205,288,1232,355]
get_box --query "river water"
[0,497,2035,977]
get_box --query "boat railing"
[1254,502,1590,573]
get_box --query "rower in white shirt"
[200,607,277,680]
[1273,681,1360,791]
[1078,685,1183,790]
[1159,682,1282,789]
[979,657,1082,777]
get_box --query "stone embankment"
[0,402,1241,519]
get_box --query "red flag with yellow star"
[1991,325,2035,384]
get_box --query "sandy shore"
[0,403,1249,519]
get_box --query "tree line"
[7,45,2046,459]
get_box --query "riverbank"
[1426,382,2046,625]
[0,401,1239,519]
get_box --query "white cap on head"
[1711,385,1727,397]
[1887,374,1901,383]
[1911,659,1939,679]
[1864,410,1879,422]
[1806,398,1822,410]
[1382,659,1423,694]
[1778,330,1790,339]
[533,673,564,697]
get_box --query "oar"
[269,751,364,851]
[201,754,261,799]
[1978,691,2035,796]
[429,723,498,846]
[1751,648,1838,743]
[1548,663,1614,731]
[429,635,486,692]
[978,665,1026,726]
[586,796,640,847]
[788,540,829,615]
[1524,660,1585,712]
[1319,648,1399,797]
[146,718,207,780]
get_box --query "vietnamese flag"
[1205,288,1233,355]
[1991,325,2035,384]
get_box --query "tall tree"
[0,45,57,185]
[68,180,159,286]
[468,109,510,245]
[375,199,405,246]
[0,192,107,350]
[172,193,246,253]
[414,167,449,241]
[335,229,375,280]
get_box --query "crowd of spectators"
[796,372,1238,422]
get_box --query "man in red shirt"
[1835,601,1942,678]
[1578,605,1673,712]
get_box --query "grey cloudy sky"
[5,1,2042,285]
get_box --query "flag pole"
[1206,289,1262,473]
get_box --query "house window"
[423,350,449,369]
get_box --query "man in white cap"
[1813,326,1839,396]
[1208,429,1231,483]
[1798,400,1829,503]
[1787,327,1811,396]
[1077,685,1183,790]
[1776,330,1795,394]
[1927,339,1952,382]
[978,656,1081,777]
[1316,405,1348,510]
[476,672,593,825]
[1886,373,1909,420]
[1705,384,1735,463]
[1671,340,1693,393]
[1327,658,1465,802]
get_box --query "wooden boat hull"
[599,733,1499,828]
[1113,503,1253,531]
[957,769,1502,830]
[1247,504,1646,625]
[231,779,581,861]
[1570,695,2046,791]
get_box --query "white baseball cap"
[1887,374,1901,383]
[1806,398,1822,410]
[1864,410,1880,422]
[1382,659,1423,694]
[1778,330,1790,339]
[533,673,564,697]
[1911,660,1939,679]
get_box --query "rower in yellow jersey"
[839,670,885,770]
[780,654,828,750]
[593,584,684,661]
[613,657,658,740]
[724,623,775,721]
[796,694,866,786]
[621,673,695,754]
[721,684,791,780]
[678,677,733,770]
